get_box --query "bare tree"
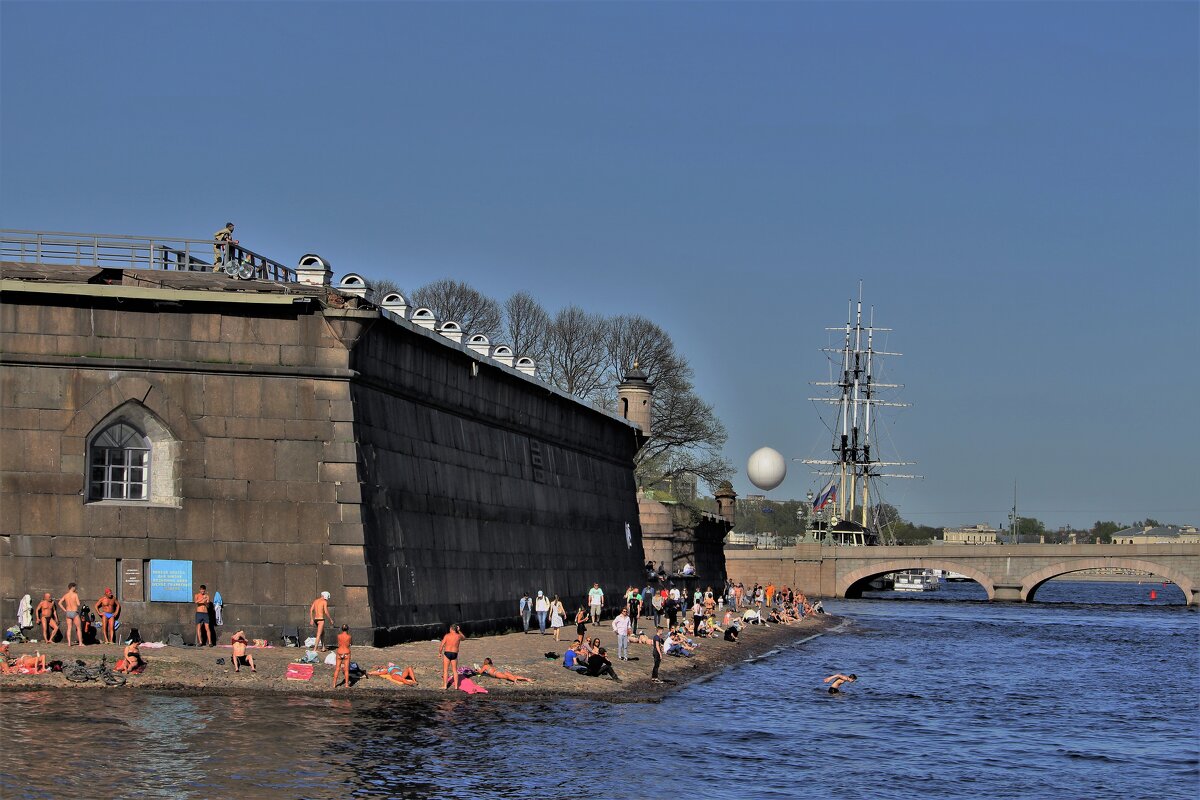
[365,277,404,300]
[636,373,732,491]
[543,305,611,401]
[604,315,685,388]
[502,291,551,362]
[412,279,503,340]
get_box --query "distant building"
[1112,525,1200,545]
[941,524,1000,545]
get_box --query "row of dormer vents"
[293,256,536,377]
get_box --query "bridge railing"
[0,229,296,282]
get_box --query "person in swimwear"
[479,658,534,683]
[230,630,256,673]
[194,585,213,647]
[439,623,465,690]
[825,673,857,694]
[333,625,352,689]
[309,591,334,651]
[116,638,144,673]
[95,588,121,645]
[35,593,59,643]
[368,663,418,685]
[57,583,82,647]
[0,642,47,674]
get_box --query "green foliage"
[1091,520,1123,544]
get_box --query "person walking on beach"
[58,583,82,647]
[549,595,566,642]
[824,673,857,694]
[333,625,353,689]
[439,624,465,690]
[35,593,59,644]
[309,591,333,651]
[651,625,665,683]
[519,591,533,633]
[588,583,604,625]
[612,607,632,661]
[95,588,121,645]
[534,591,549,634]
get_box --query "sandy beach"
[0,614,839,701]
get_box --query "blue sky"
[3,1,1196,531]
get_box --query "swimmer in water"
[824,673,857,694]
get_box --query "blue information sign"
[148,559,193,602]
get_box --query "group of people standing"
[29,583,133,647]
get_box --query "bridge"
[725,542,1200,605]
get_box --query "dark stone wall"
[348,318,647,644]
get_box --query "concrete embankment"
[0,615,839,702]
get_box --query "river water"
[3,581,1196,799]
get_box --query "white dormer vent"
[337,272,376,304]
[438,320,464,343]
[491,344,514,367]
[516,356,536,376]
[467,334,491,356]
[411,307,439,330]
[296,254,332,287]
[380,292,409,321]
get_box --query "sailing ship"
[804,284,917,546]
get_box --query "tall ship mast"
[804,283,917,545]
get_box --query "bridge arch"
[838,560,996,600]
[1022,559,1196,605]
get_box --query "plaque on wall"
[121,559,144,602]
[148,559,193,602]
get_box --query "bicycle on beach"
[63,655,127,687]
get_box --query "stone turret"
[714,481,737,526]
[617,362,654,435]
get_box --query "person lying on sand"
[0,642,46,674]
[479,658,534,683]
[368,663,418,685]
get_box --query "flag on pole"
[813,478,838,512]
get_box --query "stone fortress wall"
[0,262,647,643]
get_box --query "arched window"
[89,422,150,501]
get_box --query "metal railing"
[0,229,296,282]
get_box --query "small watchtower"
[617,361,654,435]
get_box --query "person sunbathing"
[116,639,145,673]
[0,643,46,674]
[368,663,418,685]
[230,631,257,673]
[479,658,534,683]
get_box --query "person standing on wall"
[35,593,59,644]
[612,607,632,661]
[95,588,121,645]
[519,591,533,634]
[212,222,237,269]
[309,591,333,652]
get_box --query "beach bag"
[324,652,337,666]
[282,628,300,647]
[301,650,319,664]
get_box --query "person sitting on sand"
[585,647,620,681]
[368,663,418,685]
[743,608,762,625]
[479,658,534,683]
[0,642,46,674]
[231,630,257,673]
[563,643,586,672]
[824,673,857,694]
[116,638,145,673]
[723,624,740,643]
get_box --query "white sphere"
[747,447,787,491]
